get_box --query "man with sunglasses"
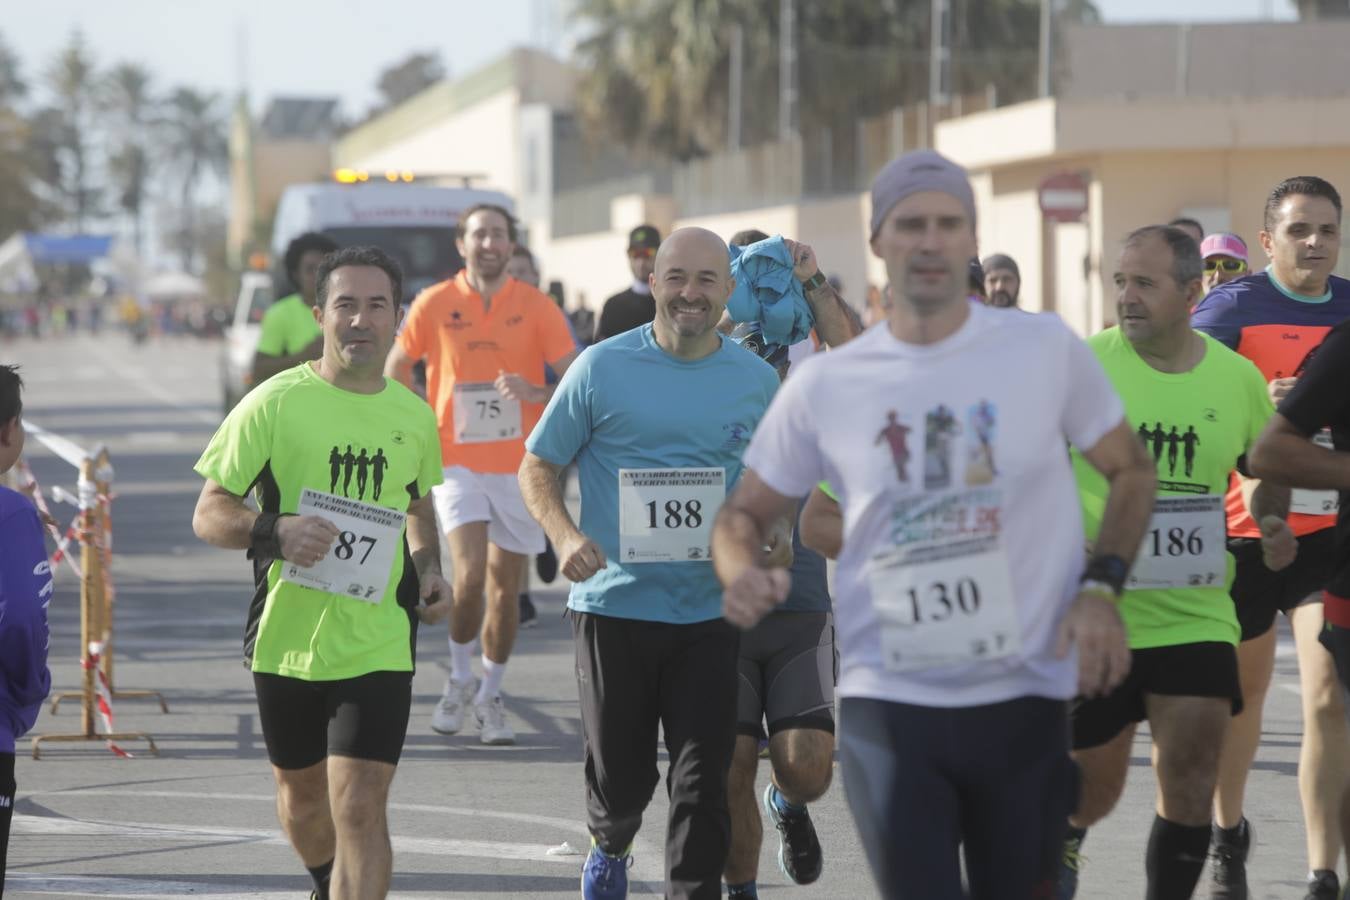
[1193,176,1350,900]
[595,225,662,342]
[1201,233,1250,295]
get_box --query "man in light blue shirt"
[520,227,780,900]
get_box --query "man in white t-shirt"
[711,150,1158,899]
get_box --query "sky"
[7,0,1299,118]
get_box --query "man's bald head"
[649,226,736,346]
[655,227,731,279]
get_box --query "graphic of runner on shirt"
[924,404,960,490]
[1136,422,1152,449]
[371,449,388,501]
[1166,426,1181,476]
[342,444,356,496]
[1181,426,1201,478]
[877,411,912,483]
[355,449,371,499]
[972,400,999,476]
[329,446,342,494]
[1149,422,1167,464]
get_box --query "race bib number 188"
[280,489,405,603]
[618,468,725,563]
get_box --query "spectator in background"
[594,225,661,342]
[1199,232,1249,295]
[982,254,1022,308]
[967,258,987,303]
[1169,217,1205,247]
[506,246,541,288]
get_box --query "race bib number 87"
[280,489,405,603]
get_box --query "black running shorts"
[736,611,837,740]
[253,669,412,770]
[1230,528,1337,641]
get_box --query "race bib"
[867,489,1022,673]
[1291,431,1340,516]
[280,489,405,603]
[1128,495,1226,590]
[452,382,522,444]
[618,468,725,563]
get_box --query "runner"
[252,232,339,385]
[1200,233,1250,295]
[981,253,1021,308]
[384,204,578,745]
[1192,175,1350,900]
[1249,316,1350,890]
[711,149,1157,899]
[1057,225,1296,900]
[519,227,780,900]
[723,293,861,900]
[193,246,449,900]
[0,365,52,898]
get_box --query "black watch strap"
[1082,554,1129,596]
[803,271,828,292]
[249,512,291,560]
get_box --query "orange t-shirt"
[397,272,576,474]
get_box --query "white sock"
[475,656,506,705]
[449,639,476,685]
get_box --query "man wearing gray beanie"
[713,148,1156,898]
[982,253,1021,308]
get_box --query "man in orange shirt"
[386,204,579,745]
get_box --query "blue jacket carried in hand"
[0,485,52,754]
[727,236,815,346]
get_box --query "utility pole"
[728,23,744,151]
[930,0,952,107]
[779,0,798,141]
[1038,0,1054,98]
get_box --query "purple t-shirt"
[0,485,52,753]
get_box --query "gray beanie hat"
[981,253,1019,279]
[869,150,977,239]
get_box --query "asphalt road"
[0,332,1322,898]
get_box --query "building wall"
[346,90,522,195]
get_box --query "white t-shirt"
[743,304,1124,707]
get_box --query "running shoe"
[581,840,630,899]
[430,677,476,735]
[1307,870,1341,900]
[762,782,822,884]
[474,694,516,745]
[1056,828,1087,900]
[1210,818,1252,900]
[537,538,558,584]
[520,593,538,628]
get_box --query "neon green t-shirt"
[194,363,443,680]
[256,293,321,357]
[1071,328,1274,649]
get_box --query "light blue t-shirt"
[526,324,780,623]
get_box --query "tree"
[571,0,1100,161]
[44,30,101,229]
[101,63,156,254]
[0,109,56,236]
[0,31,26,106]
[374,51,445,112]
[161,87,227,271]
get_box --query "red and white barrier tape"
[84,641,131,759]
[15,460,83,578]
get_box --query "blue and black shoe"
[762,782,822,885]
[581,839,630,900]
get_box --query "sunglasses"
[628,247,656,260]
[1204,259,1246,274]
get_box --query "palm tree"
[101,63,156,255]
[161,87,227,271]
[45,30,100,230]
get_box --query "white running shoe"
[475,695,516,745]
[430,677,476,734]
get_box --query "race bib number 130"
[280,489,405,603]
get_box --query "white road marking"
[79,342,219,426]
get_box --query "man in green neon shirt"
[252,232,339,386]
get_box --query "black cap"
[628,225,661,251]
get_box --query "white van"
[219,178,514,412]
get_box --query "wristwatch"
[802,271,828,292]
[1079,579,1119,599]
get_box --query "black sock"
[307,858,334,899]
[1145,815,1211,900]
[1,752,16,898]
[1066,824,1087,846]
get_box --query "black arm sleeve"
[1279,322,1350,436]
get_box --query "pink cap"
[1199,232,1248,263]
